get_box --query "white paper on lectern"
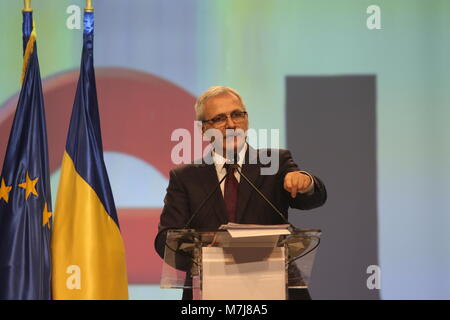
[220,223,291,229]
[211,232,280,247]
[219,223,291,238]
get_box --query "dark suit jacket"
[154,146,327,299]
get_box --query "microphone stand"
[154,171,228,266]
[183,172,228,229]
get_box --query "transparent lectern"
[160,228,321,300]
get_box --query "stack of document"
[219,223,291,238]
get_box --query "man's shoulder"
[169,162,209,176]
[254,148,291,155]
[249,147,292,161]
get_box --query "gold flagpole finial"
[23,0,32,12]
[85,0,94,12]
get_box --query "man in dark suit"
[154,86,327,300]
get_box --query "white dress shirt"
[212,144,248,196]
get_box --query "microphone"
[172,165,230,269]
[158,154,235,257]
[184,151,241,228]
[155,158,233,270]
[155,166,228,262]
[183,169,228,229]
[231,163,296,230]
[155,170,227,270]
[157,171,226,252]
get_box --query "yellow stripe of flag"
[51,151,128,300]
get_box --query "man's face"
[202,93,249,158]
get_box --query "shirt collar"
[212,143,247,170]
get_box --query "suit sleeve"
[154,168,191,260]
[279,149,327,210]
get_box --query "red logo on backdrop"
[0,68,197,283]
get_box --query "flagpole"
[85,0,94,12]
[23,0,32,12]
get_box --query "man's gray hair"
[194,86,246,121]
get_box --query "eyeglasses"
[202,111,248,127]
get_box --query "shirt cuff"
[299,171,315,195]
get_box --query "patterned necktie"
[223,164,239,223]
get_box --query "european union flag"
[0,11,52,300]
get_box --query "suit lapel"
[196,161,228,226]
[236,146,262,223]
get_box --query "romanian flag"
[0,11,52,299]
[51,10,128,299]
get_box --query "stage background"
[1,0,449,299]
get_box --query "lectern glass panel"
[160,228,321,298]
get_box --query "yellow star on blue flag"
[0,178,12,203]
[18,172,39,200]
